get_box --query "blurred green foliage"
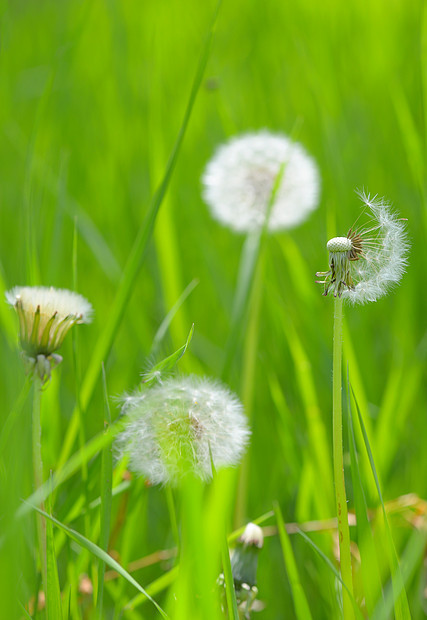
[0,0,426,618]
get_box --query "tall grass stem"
[332,297,354,618]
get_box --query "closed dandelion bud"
[219,523,264,619]
[6,285,93,382]
[202,131,320,233]
[231,523,264,590]
[115,375,250,485]
[316,191,409,303]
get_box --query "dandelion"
[202,130,320,233]
[316,191,408,303]
[5,286,92,597]
[316,191,408,618]
[6,285,93,382]
[115,375,250,485]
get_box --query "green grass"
[0,0,426,618]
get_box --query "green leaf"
[141,324,194,387]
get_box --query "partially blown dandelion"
[316,192,408,303]
[115,375,250,485]
[316,191,409,617]
[6,285,93,381]
[202,131,320,233]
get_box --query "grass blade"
[221,534,239,620]
[56,0,223,471]
[150,279,199,358]
[96,363,113,619]
[373,527,427,620]
[31,505,169,619]
[125,567,179,612]
[221,163,285,380]
[351,387,411,620]
[297,529,365,620]
[280,313,333,515]
[273,501,313,620]
[141,324,194,387]
[45,481,63,620]
[346,369,384,616]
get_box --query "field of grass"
[0,0,426,618]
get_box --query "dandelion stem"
[332,297,354,618]
[32,376,47,595]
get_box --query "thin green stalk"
[96,363,113,619]
[32,376,47,596]
[234,257,264,527]
[332,297,354,619]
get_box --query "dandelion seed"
[316,191,409,304]
[115,375,250,485]
[6,285,93,382]
[202,130,321,233]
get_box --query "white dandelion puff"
[316,191,409,304]
[115,374,250,485]
[202,130,321,233]
[6,285,93,381]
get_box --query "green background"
[0,0,426,618]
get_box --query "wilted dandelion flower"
[6,285,93,382]
[115,375,250,485]
[316,192,408,304]
[202,130,320,233]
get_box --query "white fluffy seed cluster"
[202,131,320,233]
[6,286,93,325]
[115,375,250,485]
[342,192,409,305]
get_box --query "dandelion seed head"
[6,285,93,381]
[202,131,320,233]
[115,375,250,485]
[327,237,353,253]
[316,192,409,304]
